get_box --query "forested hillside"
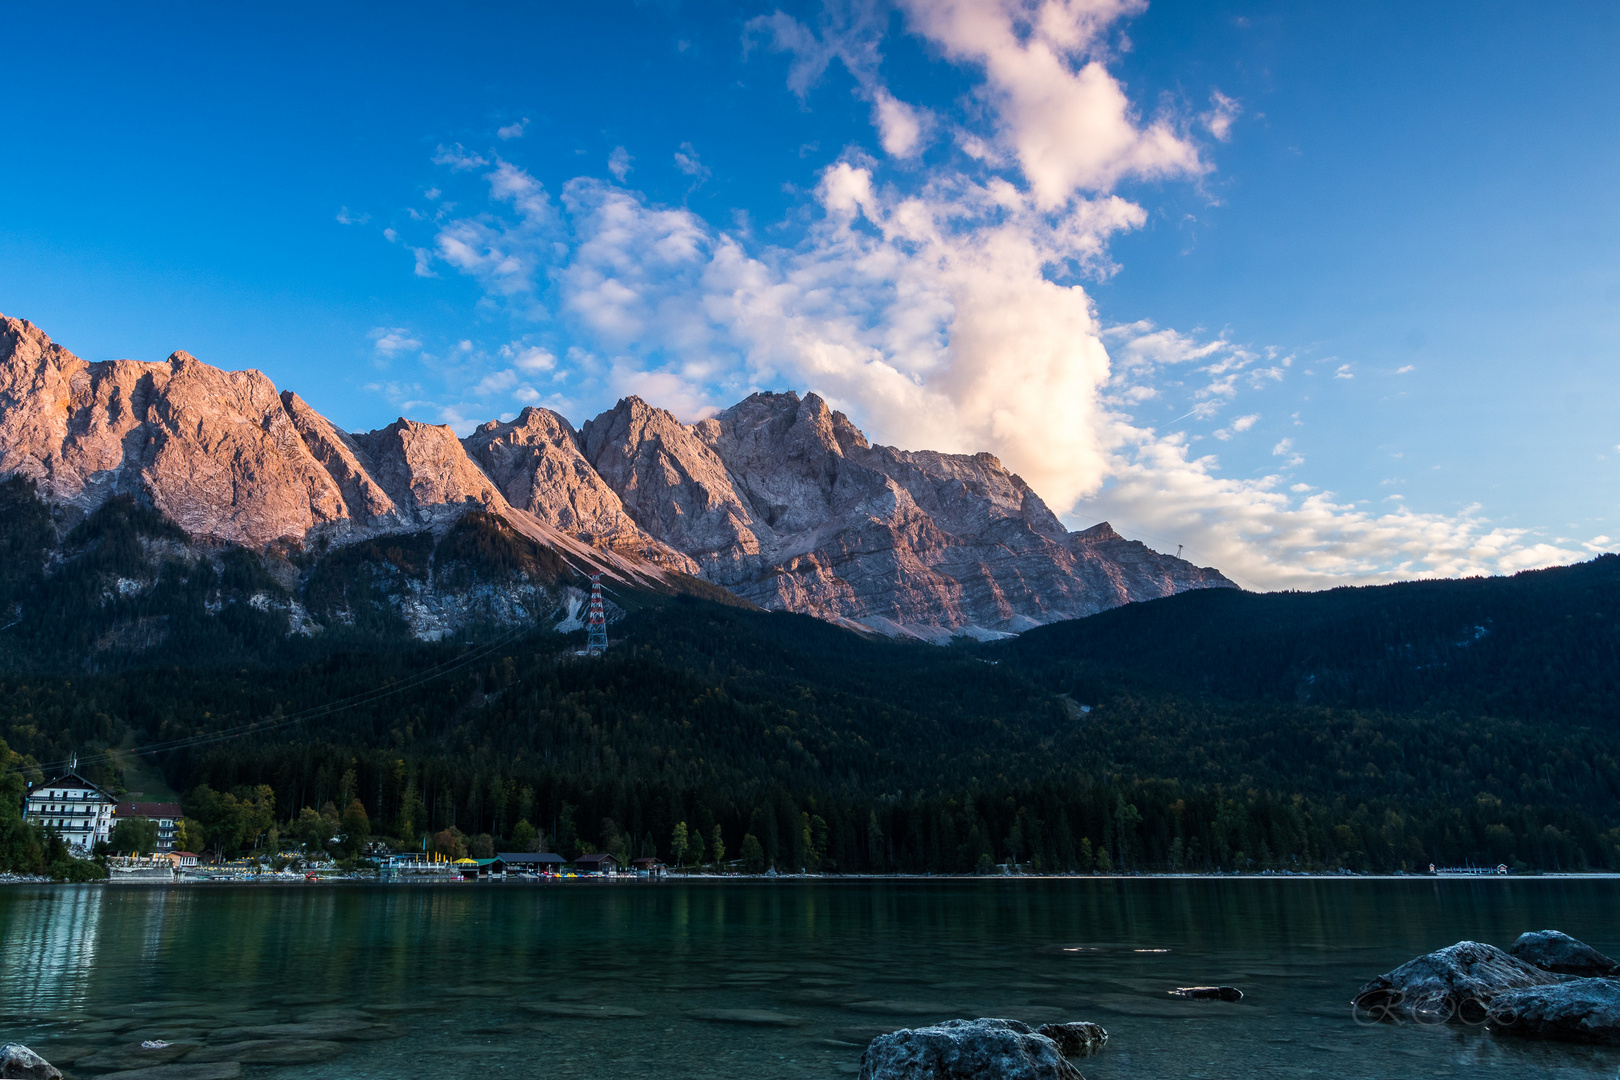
[1,554,1618,876]
[1002,555,1620,723]
[2,473,1618,877]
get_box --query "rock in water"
[1035,1022,1107,1057]
[1490,978,1620,1043]
[858,1018,1082,1080]
[1170,986,1243,1001]
[1509,931,1620,977]
[0,1044,61,1080]
[1354,941,1565,1023]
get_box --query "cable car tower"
[585,574,608,656]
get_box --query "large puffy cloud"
[899,0,1205,206]
[389,0,1588,587]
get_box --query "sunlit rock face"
[0,314,1232,638]
[464,406,699,573]
[583,390,1234,637]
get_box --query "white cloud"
[1334,363,1354,379]
[336,206,370,225]
[1213,412,1259,440]
[1080,420,1585,589]
[473,368,520,397]
[897,0,1206,207]
[870,88,928,157]
[674,142,711,186]
[496,118,528,140]
[1396,364,1415,374]
[608,146,633,181]
[369,327,421,357]
[502,343,556,373]
[1271,437,1304,466]
[1202,90,1241,141]
[432,144,488,171]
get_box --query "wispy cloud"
[674,142,711,189]
[496,117,528,140]
[368,327,421,358]
[431,143,488,171]
[1202,90,1242,142]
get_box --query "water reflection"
[0,879,1613,1078]
[0,885,102,1013]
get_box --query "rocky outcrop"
[0,1043,61,1080]
[1353,941,1564,1023]
[1034,1022,1107,1058]
[1510,930,1620,977]
[0,316,349,547]
[582,390,1233,636]
[858,1019,1081,1080]
[1490,978,1620,1043]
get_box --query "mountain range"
[0,314,1230,642]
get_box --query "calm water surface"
[1,878,1618,1079]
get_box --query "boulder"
[0,1044,61,1080]
[1035,1022,1107,1057]
[1509,931,1620,977]
[858,1018,1082,1080]
[1490,978,1620,1043]
[1354,941,1565,1023]
[1170,986,1243,1002]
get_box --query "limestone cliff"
[580,391,1235,637]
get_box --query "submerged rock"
[72,1042,198,1071]
[95,1065,242,1080]
[0,1043,61,1080]
[1170,986,1243,1002]
[1509,931,1620,977]
[1035,1022,1107,1057]
[183,1040,345,1065]
[1490,978,1620,1043]
[858,1018,1081,1080]
[1353,941,1564,1023]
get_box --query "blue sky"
[2,1,1617,588]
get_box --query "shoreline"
[9,870,1620,886]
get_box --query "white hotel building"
[23,770,116,854]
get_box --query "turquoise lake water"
[1,878,1617,1078]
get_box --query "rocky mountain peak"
[0,314,1235,640]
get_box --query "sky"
[2,0,1618,590]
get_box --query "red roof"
[116,802,182,818]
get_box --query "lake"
[1,877,1616,1078]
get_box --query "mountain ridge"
[0,314,1232,640]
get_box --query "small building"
[574,853,619,874]
[163,851,200,868]
[630,857,664,876]
[23,770,116,855]
[113,801,183,852]
[496,852,567,874]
